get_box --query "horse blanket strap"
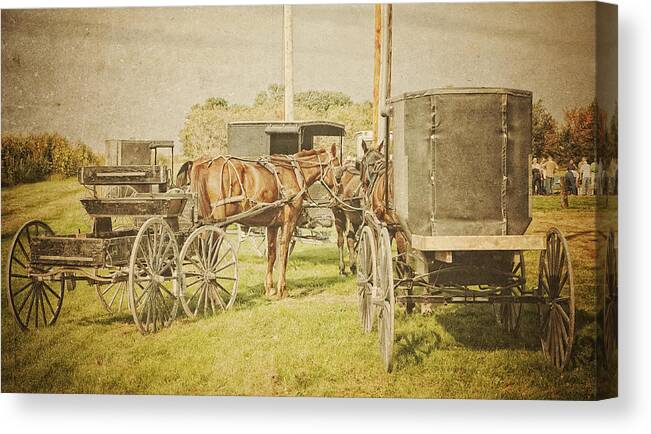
[260,159,289,200]
[211,195,246,209]
[288,157,306,193]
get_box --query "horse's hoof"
[350,265,357,275]
[339,271,348,277]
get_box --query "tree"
[531,99,560,159]
[295,90,352,113]
[559,103,597,163]
[179,88,372,159]
[606,103,618,161]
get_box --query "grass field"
[1,178,616,399]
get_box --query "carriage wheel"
[603,230,617,365]
[95,273,129,315]
[6,220,64,331]
[106,185,138,230]
[356,226,377,333]
[538,228,575,369]
[494,251,524,335]
[180,226,238,318]
[378,287,395,373]
[377,227,394,301]
[128,217,183,335]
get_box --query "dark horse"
[177,145,341,298]
[358,141,411,282]
[331,159,363,276]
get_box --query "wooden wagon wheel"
[128,217,183,335]
[180,225,238,318]
[538,228,575,370]
[106,185,138,230]
[377,227,394,302]
[356,226,377,333]
[494,251,525,335]
[378,281,395,373]
[603,230,617,364]
[6,220,64,331]
[95,272,129,315]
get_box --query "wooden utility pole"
[372,4,382,143]
[284,5,294,121]
[373,4,393,146]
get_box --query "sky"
[1,2,617,150]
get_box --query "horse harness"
[202,153,334,217]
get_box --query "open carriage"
[6,163,239,335]
[357,88,576,372]
[226,121,345,255]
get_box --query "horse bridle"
[359,148,384,191]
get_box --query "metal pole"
[283,5,294,121]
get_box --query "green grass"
[1,179,616,398]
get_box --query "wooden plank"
[79,165,167,185]
[80,196,187,217]
[411,234,545,251]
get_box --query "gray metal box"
[391,88,532,238]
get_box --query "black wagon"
[227,120,346,254]
[357,88,575,372]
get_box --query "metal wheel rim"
[6,220,64,331]
[180,225,239,318]
[128,217,182,335]
[356,226,377,333]
[538,227,575,370]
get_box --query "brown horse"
[177,145,341,298]
[331,159,363,276]
[358,141,411,284]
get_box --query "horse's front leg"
[347,217,359,275]
[333,208,347,276]
[276,210,300,299]
[265,226,279,297]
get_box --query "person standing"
[532,157,543,195]
[580,157,591,195]
[540,157,548,194]
[542,156,558,194]
[565,167,578,196]
[590,159,597,195]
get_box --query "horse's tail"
[176,160,193,188]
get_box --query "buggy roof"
[229,120,345,136]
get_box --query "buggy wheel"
[180,226,238,318]
[106,185,138,230]
[377,227,394,301]
[6,220,64,331]
[356,226,377,333]
[378,286,395,373]
[538,228,575,370]
[95,273,129,315]
[128,217,183,335]
[494,251,524,335]
[603,230,617,365]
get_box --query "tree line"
[180,84,372,159]
[532,99,618,165]
[1,133,101,186]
